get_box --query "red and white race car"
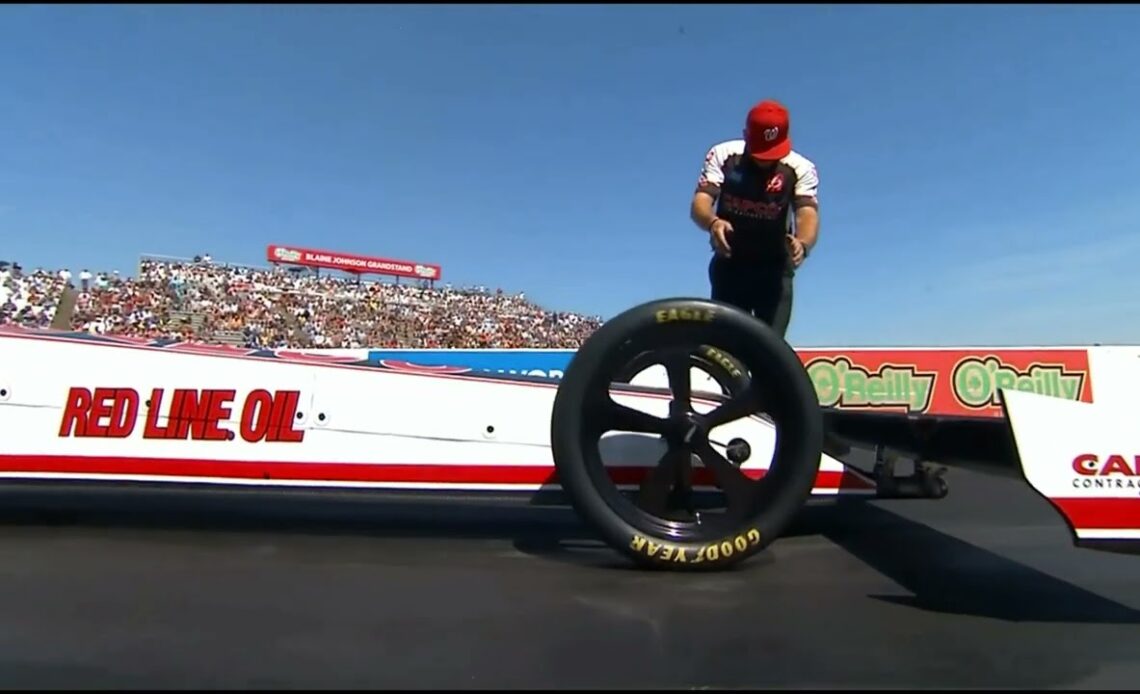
[0,297,1135,570]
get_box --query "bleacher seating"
[1,256,603,350]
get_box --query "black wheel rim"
[578,330,793,544]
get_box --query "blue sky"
[2,4,1138,347]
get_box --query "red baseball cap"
[744,99,791,161]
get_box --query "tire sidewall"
[613,345,751,399]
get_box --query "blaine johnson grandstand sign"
[267,245,441,281]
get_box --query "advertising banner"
[365,347,1094,418]
[367,349,572,380]
[266,245,441,281]
[798,348,1093,418]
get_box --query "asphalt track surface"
[2,458,1139,689]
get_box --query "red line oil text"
[58,387,306,443]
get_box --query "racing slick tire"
[550,297,823,571]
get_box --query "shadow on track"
[0,482,1137,624]
[514,498,1140,625]
[0,483,591,540]
[819,497,1140,625]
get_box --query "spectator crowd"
[0,262,70,330]
[2,256,604,350]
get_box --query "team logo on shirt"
[766,173,785,193]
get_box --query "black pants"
[708,256,794,337]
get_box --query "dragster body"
[0,327,871,497]
[1,324,1138,558]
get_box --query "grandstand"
[0,251,604,350]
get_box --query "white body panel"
[0,330,872,496]
[1002,346,1140,543]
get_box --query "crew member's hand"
[709,219,733,258]
[787,235,806,267]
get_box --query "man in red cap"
[689,99,819,337]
